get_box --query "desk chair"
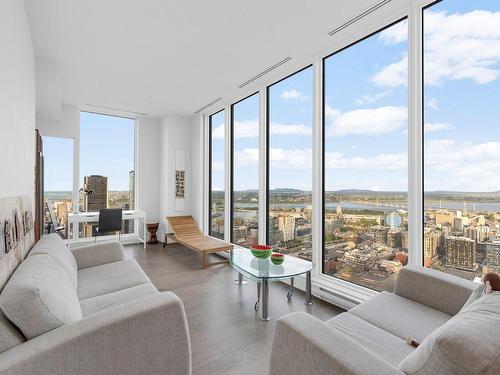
[95,208,123,242]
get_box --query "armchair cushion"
[399,292,500,375]
[326,312,414,367]
[80,283,158,317]
[77,259,150,300]
[0,255,82,339]
[29,233,78,289]
[70,241,125,270]
[349,292,451,343]
[394,265,477,315]
[270,312,404,375]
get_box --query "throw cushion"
[460,283,485,312]
[0,310,25,353]
[29,233,78,289]
[398,291,500,375]
[0,254,82,339]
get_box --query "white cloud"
[379,19,408,45]
[424,122,454,132]
[281,90,303,100]
[325,104,407,136]
[371,56,408,88]
[270,123,311,136]
[325,151,407,171]
[355,90,392,105]
[234,148,259,166]
[213,120,311,139]
[373,9,500,88]
[425,139,500,191]
[426,98,439,110]
[269,148,312,170]
[236,146,407,173]
[212,122,226,139]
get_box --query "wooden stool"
[146,222,159,244]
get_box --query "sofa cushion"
[80,283,158,316]
[326,312,414,366]
[0,254,82,339]
[0,310,25,353]
[349,291,451,343]
[29,233,78,289]
[398,292,500,375]
[77,259,151,300]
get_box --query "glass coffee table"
[230,247,313,321]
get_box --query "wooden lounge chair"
[166,215,233,269]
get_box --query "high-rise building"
[278,216,296,241]
[83,175,108,211]
[372,227,388,245]
[424,230,440,265]
[434,210,455,226]
[83,175,108,237]
[445,236,476,271]
[485,242,500,273]
[387,230,402,249]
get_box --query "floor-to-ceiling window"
[423,0,500,279]
[267,67,313,260]
[209,110,225,239]
[231,93,260,247]
[322,19,409,292]
[43,136,74,237]
[79,112,135,237]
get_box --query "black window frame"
[208,109,225,239]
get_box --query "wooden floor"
[123,242,344,375]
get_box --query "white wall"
[37,103,79,139]
[136,116,161,223]
[159,114,198,238]
[0,0,36,199]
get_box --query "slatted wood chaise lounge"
[166,215,233,269]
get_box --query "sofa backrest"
[398,291,500,375]
[0,254,82,340]
[28,234,78,289]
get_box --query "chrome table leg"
[233,272,247,285]
[255,281,261,311]
[287,277,294,301]
[261,278,270,321]
[305,271,313,306]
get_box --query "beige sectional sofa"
[270,265,500,375]
[0,234,191,375]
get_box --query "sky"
[44,112,134,191]
[211,0,500,193]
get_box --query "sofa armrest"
[0,292,191,375]
[394,265,477,315]
[71,241,125,269]
[270,312,403,375]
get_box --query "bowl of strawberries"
[250,244,273,259]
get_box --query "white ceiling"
[24,0,381,118]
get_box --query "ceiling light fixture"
[328,0,392,36]
[194,97,223,114]
[237,57,292,89]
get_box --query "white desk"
[67,210,147,248]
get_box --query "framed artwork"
[175,170,185,199]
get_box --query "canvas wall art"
[0,195,34,291]
[175,170,185,199]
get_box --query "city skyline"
[43,112,135,192]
